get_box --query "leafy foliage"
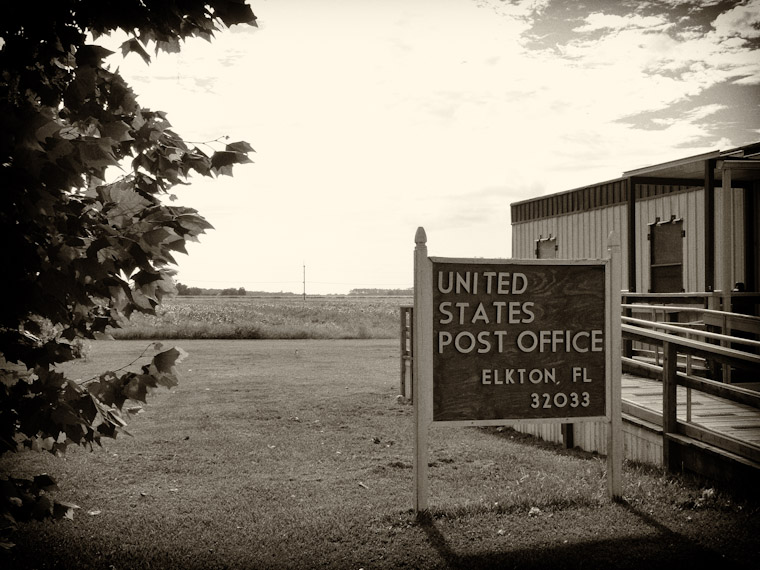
[0,0,256,540]
[0,473,79,549]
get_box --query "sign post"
[606,231,623,499]
[413,227,622,513]
[413,227,433,513]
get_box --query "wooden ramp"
[622,374,760,447]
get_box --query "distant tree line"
[176,283,248,296]
[348,288,413,296]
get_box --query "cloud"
[573,12,671,33]
[432,185,516,230]
[713,0,760,39]
[508,0,759,152]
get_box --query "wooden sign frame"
[413,227,622,512]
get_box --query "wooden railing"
[621,301,760,382]
[621,322,760,471]
[621,291,760,312]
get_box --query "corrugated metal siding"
[711,186,747,291]
[512,423,563,444]
[574,421,607,453]
[635,188,704,292]
[511,179,628,224]
[687,188,702,290]
[513,186,712,293]
[733,190,747,287]
[511,204,629,288]
[511,420,663,465]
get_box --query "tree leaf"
[120,38,151,64]
[225,141,254,153]
[78,140,119,171]
[210,150,239,170]
[31,495,53,520]
[75,45,115,66]
[32,474,58,493]
[100,120,134,143]
[148,347,188,388]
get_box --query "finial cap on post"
[415,227,427,246]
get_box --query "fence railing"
[621,322,760,470]
[621,291,760,312]
[621,301,760,382]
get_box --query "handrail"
[621,324,760,371]
[621,292,718,303]
[621,301,760,383]
[622,292,760,303]
[622,323,760,368]
[622,303,760,323]
[622,316,760,349]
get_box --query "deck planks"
[622,373,760,447]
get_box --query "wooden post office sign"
[430,259,609,423]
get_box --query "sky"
[102,0,760,294]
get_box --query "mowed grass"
[111,296,411,340]
[2,339,759,569]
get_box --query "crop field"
[112,295,413,340]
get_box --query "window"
[536,236,557,259]
[649,217,684,292]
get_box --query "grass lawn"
[1,339,758,569]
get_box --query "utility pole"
[303,263,306,302]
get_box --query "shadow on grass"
[482,425,760,503]
[415,503,747,570]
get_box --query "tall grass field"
[111,295,411,340]
[1,338,758,569]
